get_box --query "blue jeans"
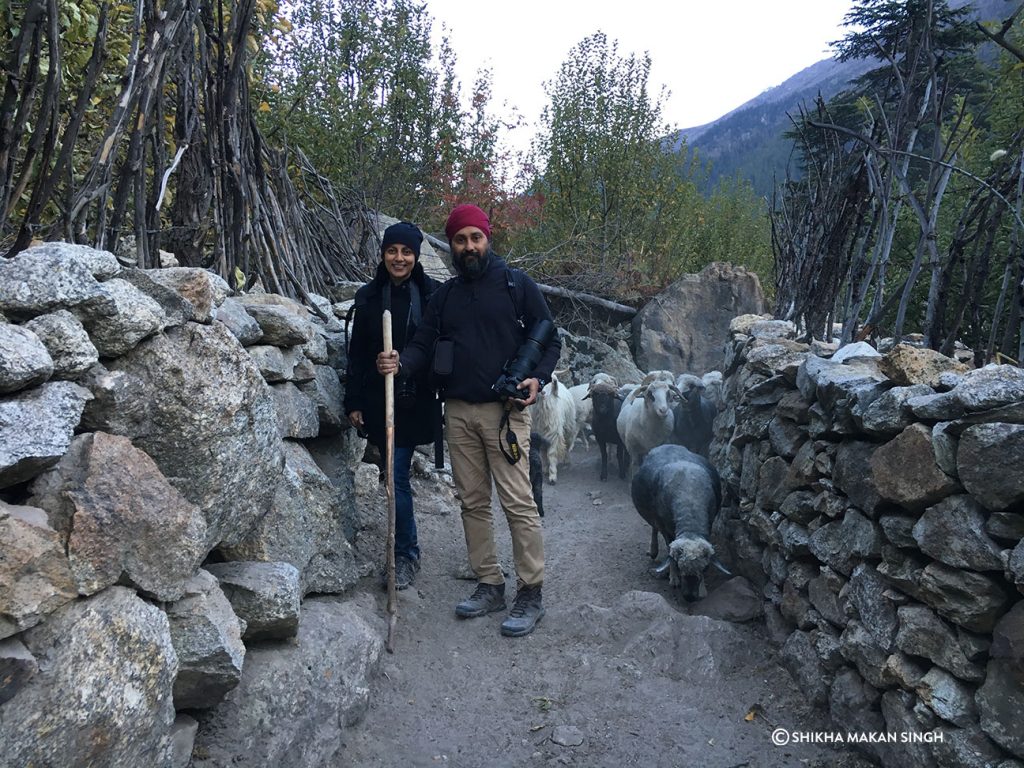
[393,446,420,562]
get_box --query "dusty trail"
[340,444,866,768]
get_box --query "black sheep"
[631,444,726,601]
[584,381,628,481]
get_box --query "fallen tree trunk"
[425,232,636,319]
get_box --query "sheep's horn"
[582,391,591,400]
[710,556,733,577]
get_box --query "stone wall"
[711,315,1024,768]
[0,243,382,767]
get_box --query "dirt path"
[340,445,867,768]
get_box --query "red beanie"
[445,204,491,241]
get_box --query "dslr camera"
[491,319,556,400]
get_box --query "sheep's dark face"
[674,375,705,408]
[591,391,615,417]
[669,536,714,601]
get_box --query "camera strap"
[498,401,522,465]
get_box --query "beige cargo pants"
[444,399,544,589]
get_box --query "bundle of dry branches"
[0,0,377,298]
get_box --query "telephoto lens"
[492,319,556,400]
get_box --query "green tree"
[256,0,462,221]
[518,31,770,298]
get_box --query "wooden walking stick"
[383,310,398,653]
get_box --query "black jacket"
[400,255,561,403]
[344,261,440,448]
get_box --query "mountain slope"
[672,56,874,197]
[673,0,1009,197]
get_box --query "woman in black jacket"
[344,222,440,589]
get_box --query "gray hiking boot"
[500,585,544,637]
[379,556,420,591]
[455,582,506,618]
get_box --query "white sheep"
[532,371,577,484]
[567,383,593,452]
[622,370,675,406]
[701,370,725,411]
[616,376,680,472]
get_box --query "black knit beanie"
[381,221,423,261]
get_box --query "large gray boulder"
[632,262,766,374]
[0,380,91,488]
[780,630,831,706]
[213,297,263,346]
[952,364,1024,412]
[0,587,178,768]
[145,267,228,323]
[808,509,883,576]
[912,495,1005,571]
[74,277,166,357]
[847,564,898,652]
[205,561,301,641]
[119,267,197,327]
[298,364,346,435]
[840,619,889,688]
[0,323,53,393]
[23,310,98,379]
[0,501,77,639]
[247,344,302,382]
[16,241,121,280]
[241,303,314,347]
[0,637,37,705]
[977,658,1024,758]
[556,330,643,385]
[165,570,246,710]
[958,423,1024,510]
[28,432,207,601]
[0,244,115,317]
[858,384,933,436]
[991,601,1024,674]
[220,441,360,596]
[100,323,282,549]
[916,667,977,727]
[828,668,887,764]
[894,605,985,682]
[917,563,1009,633]
[870,423,960,511]
[271,382,320,439]
[191,597,383,768]
[833,440,886,515]
[879,343,969,387]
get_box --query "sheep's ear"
[669,384,682,398]
[582,391,591,400]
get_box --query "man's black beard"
[453,246,493,279]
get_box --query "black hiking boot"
[455,582,506,618]
[500,585,544,637]
[379,556,420,591]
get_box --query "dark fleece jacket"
[399,255,561,403]
[344,260,440,448]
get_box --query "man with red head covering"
[377,204,560,637]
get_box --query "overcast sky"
[426,0,856,153]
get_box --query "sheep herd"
[528,368,728,602]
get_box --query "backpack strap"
[506,267,526,330]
